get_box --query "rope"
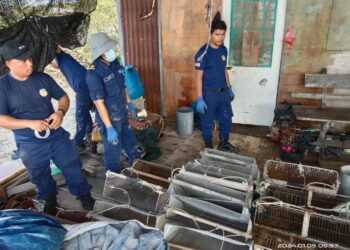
[197,0,213,63]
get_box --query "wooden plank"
[3,171,29,188]
[6,175,66,197]
[305,74,350,88]
[317,138,350,148]
[279,82,322,92]
[6,182,36,197]
[291,93,350,100]
[277,95,322,107]
[279,73,305,84]
[293,106,350,123]
[0,166,26,186]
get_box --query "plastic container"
[176,107,193,137]
[124,65,144,100]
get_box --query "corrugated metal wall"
[120,0,161,113]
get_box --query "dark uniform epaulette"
[87,64,95,70]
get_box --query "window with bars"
[229,0,277,67]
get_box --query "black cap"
[0,39,34,61]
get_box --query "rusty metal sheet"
[120,0,161,113]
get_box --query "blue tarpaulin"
[0,209,67,250]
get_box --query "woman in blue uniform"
[85,32,140,173]
[194,13,239,153]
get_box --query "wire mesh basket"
[91,200,164,228]
[184,161,252,181]
[201,149,260,181]
[254,203,350,248]
[263,160,339,194]
[164,223,253,250]
[260,185,350,218]
[122,160,172,189]
[253,224,337,250]
[103,171,169,214]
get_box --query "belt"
[204,87,228,93]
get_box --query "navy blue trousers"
[101,119,141,173]
[19,131,92,200]
[200,89,233,142]
[74,100,93,146]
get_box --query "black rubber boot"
[218,139,240,153]
[77,193,95,211]
[43,196,58,216]
[204,140,213,149]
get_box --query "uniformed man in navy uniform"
[0,39,94,215]
[85,32,140,173]
[51,47,93,152]
[195,14,239,152]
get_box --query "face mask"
[104,48,116,62]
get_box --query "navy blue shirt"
[85,59,127,128]
[55,51,91,104]
[0,72,66,143]
[194,44,228,90]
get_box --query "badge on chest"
[39,88,48,97]
[103,73,115,83]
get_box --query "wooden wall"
[160,0,221,117]
[278,0,350,106]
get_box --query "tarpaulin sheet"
[62,220,167,250]
[0,209,67,250]
[0,0,97,74]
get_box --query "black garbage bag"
[0,0,97,74]
[136,127,161,161]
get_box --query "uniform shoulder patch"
[87,64,95,70]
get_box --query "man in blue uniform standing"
[0,39,95,215]
[85,32,140,173]
[51,47,93,152]
[195,14,239,152]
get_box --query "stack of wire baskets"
[254,160,350,249]
[164,148,260,250]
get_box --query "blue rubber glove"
[196,96,208,114]
[229,88,235,101]
[106,126,119,144]
[127,102,137,120]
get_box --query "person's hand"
[47,111,64,129]
[127,102,137,120]
[229,88,235,101]
[196,96,207,114]
[28,120,50,132]
[106,126,119,144]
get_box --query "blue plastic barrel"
[124,65,144,100]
